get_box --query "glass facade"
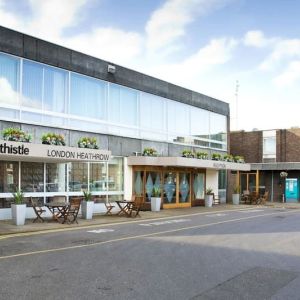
[0,158,123,208]
[0,51,227,150]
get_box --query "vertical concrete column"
[123,157,133,200]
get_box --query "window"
[263,130,276,162]
[68,162,88,191]
[90,163,107,192]
[46,163,67,192]
[108,157,123,191]
[70,73,106,119]
[0,52,19,105]
[21,162,44,192]
[190,107,209,140]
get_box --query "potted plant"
[205,188,214,207]
[232,185,240,205]
[182,149,194,158]
[11,189,26,225]
[195,151,208,159]
[81,190,94,219]
[143,147,158,156]
[151,186,161,212]
[42,133,66,146]
[223,154,234,162]
[78,137,99,149]
[3,127,31,142]
[234,155,245,163]
[212,153,222,161]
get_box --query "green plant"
[12,189,24,205]
[195,151,208,159]
[212,153,222,161]
[2,127,31,143]
[152,186,161,197]
[223,154,234,162]
[143,147,158,156]
[83,190,93,201]
[182,149,194,158]
[234,155,245,163]
[233,186,240,194]
[78,137,99,149]
[206,188,213,195]
[42,133,66,146]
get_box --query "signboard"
[0,140,111,162]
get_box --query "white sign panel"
[0,140,111,162]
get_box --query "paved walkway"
[0,203,299,236]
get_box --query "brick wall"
[278,129,300,162]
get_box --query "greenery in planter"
[152,186,161,197]
[233,185,240,194]
[2,128,31,143]
[182,149,195,158]
[195,151,208,159]
[42,133,66,146]
[83,190,93,201]
[212,153,222,161]
[12,189,24,205]
[223,154,234,162]
[234,155,245,163]
[205,187,213,195]
[78,137,99,149]
[143,147,158,156]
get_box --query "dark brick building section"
[230,128,300,202]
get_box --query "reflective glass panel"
[90,163,107,191]
[210,112,227,142]
[70,73,106,119]
[0,161,19,193]
[191,107,209,139]
[0,53,19,105]
[193,173,204,199]
[179,173,190,203]
[68,162,88,191]
[22,60,43,109]
[167,100,189,135]
[44,66,68,113]
[163,172,176,204]
[108,158,123,191]
[21,162,44,192]
[46,163,67,192]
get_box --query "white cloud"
[0,78,19,105]
[273,60,300,87]
[243,30,273,48]
[146,0,231,52]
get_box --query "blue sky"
[1,0,300,131]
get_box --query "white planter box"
[81,201,94,219]
[232,194,240,205]
[11,204,26,226]
[205,195,213,207]
[151,197,161,212]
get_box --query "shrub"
[233,186,240,193]
[206,188,213,195]
[42,133,66,146]
[182,149,195,158]
[78,137,99,149]
[2,127,31,143]
[83,190,93,201]
[12,189,24,205]
[143,147,158,156]
[223,154,234,162]
[234,155,245,163]
[212,153,222,161]
[195,152,208,159]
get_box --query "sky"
[0,0,300,131]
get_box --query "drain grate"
[192,267,298,300]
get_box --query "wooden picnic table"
[115,200,134,217]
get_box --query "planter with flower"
[3,127,31,143]
[182,149,195,158]
[205,188,214,207]
[151,186,161,212]
[42,133,66,146]
[81,190,94,219]
[196,152,208,159]
[234,155,245,163]
[232,185,240,205]
[78,137,99,149]
[143,147,158,156]
[212,153,222,161]
[11,189,26,226]
[223,154,234,162]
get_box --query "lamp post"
[280,171,288,203]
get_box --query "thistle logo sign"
[0,142,29,155]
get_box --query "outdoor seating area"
[240,190,269,205]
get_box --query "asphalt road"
[0,207,300,300]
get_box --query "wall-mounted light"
[107,64,116,74]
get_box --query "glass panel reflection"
[179,173,190,203]
[134,171,143,196]
[21,162,44,192]
[90,163,107,191]
[0,161,19,193]
[46,163,67,192]
[193,173,204,199]
[69,162,88,191]
[164,172,176,204]
[108,157,123,191]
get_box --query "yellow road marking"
[0,209,298,261]
[0,206,262,240]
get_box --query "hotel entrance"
[132,166,206,209]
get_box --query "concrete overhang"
[251,162,300,171]
[127,156,250,171]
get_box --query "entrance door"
[285,178,299,203]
